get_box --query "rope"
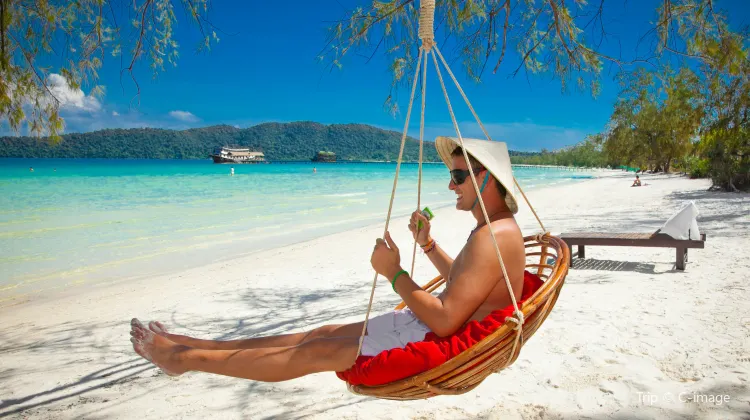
[418,0,435,51]
[430,49,523,321]
[513,178,546,233]
[409,48,429,278]
[500,314,524,370]
[433,46,546,233]
[356,48,424,358]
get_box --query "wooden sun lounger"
[559,232,707,270]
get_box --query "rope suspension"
[418,0,436,51]
[356,47,425,357]
[356,0,549,358]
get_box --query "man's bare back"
[441,216,526,323]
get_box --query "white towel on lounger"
[659,201,701,240]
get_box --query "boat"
[311,151,336,162]
[210,146,267,164]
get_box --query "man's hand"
[408,210,432,246]
[370,231,402,280]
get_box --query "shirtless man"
[130,137,526,382]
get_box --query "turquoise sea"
[0,158,594,307]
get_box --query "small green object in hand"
[418,206,434,229]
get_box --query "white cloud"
[168,110,199,122]
[56,109,206,134]
[46,73,101,113]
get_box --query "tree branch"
[8,33,60,104]
[492,0,510,74]
[548,0,580,70]
[513,22,555,76]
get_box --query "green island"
[1,121,539,163]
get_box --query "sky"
[3,0,749,151]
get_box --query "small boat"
[210,146,267,164]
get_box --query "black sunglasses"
[450,168,484,185]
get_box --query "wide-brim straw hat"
[435,136,519,214]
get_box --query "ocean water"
[0,158,594,306]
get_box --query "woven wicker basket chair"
[348,234,569,400]
[346,0,570,400]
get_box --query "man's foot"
[147,320,218,350]
[148,320,169,337]
[130,318,188,377]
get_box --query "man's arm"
[420,239,453,280]
[389,230,503,337]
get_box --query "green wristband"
[391,269,409,292]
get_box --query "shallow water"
[0,158,593,305]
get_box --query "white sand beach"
[1,171,748,419]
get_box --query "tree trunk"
[728,176,740,193]
[0,0,5,71]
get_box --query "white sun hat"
[435,136,519,214]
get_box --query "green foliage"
[691,27,750,191]
[510,135,607,168]
[322,0,613,112]
[677,156,711,179]
[0,0,215,140]
[595,2,749,191]
[322,0,748,114]
[698,126,749,191]
[602,67,703,173]
[0,122,443,162]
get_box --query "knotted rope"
[418,0,436,51]
[409,42,429,278]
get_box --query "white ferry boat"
[210,146,266,164]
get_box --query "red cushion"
[336,270,544,386]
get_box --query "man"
[130,137,527,382]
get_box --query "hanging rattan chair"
[348,234,569,400]
[343,0,570,400]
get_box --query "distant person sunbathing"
[632,175,642,187]
[130,139,526,382]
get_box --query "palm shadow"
[0,319,158,418]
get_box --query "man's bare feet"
[147,320,219,350]
[130,318,189,377]
[149,320,169,337]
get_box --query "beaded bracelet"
[421,239,436,254]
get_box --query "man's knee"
[307,324,340,340]
[300,337,359,372]
[308,322,364,340]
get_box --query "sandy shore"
[1,171,748,419]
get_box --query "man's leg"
[132,322,359,381]
[142,320,365,351]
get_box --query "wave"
[322,192,368,198]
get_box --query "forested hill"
[0,122,450,161]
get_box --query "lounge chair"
[559,231,706,270]
[561,202,706,271]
